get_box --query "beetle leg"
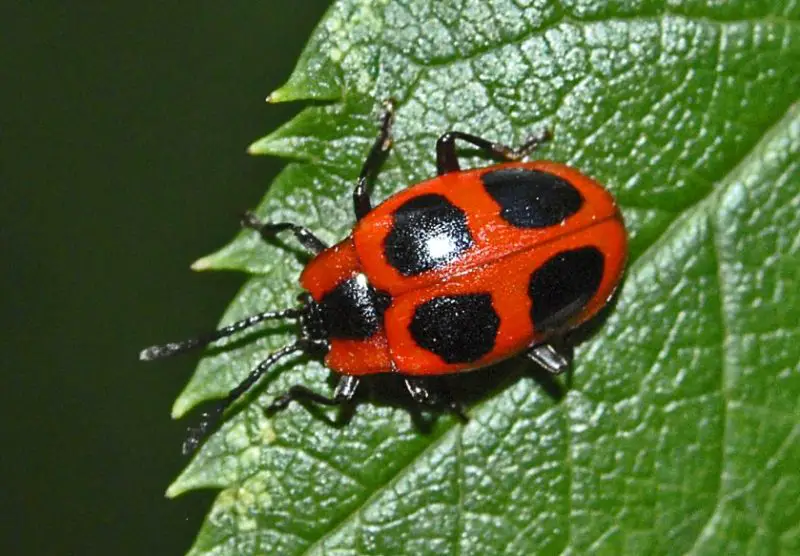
[266,375,360,413]
[242,211,328,254]
[353,99,396,220]
[404,378,468,422]
[435,129,552,175]
[526,343,571,375]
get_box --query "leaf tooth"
[191,245,239,272]
[247,108,328,159]
[247,133,301,158]
[172,383,207,420]
[266,49,343,105]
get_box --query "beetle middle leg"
[266,375,360,413]
[404,377,468,422]
[353,99,396,220]
[435,128,552,175]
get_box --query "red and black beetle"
[141,100,627,453]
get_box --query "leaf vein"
[299,423,458,555]
[684,199,730,555]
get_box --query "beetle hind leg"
[435,128,552,175]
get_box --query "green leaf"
[168,1,800,554]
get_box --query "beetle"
[141,100,627,454]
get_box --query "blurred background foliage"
[2,3,331,554]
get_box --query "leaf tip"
[171,392,195,420]
[165,480,184,499]
[191,255,214,271]
[247,130,300,158]
[265,85,297,105]
[247,136,271,156]
[165,467,202,499]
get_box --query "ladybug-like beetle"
[141,101,627,454]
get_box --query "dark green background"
[3,3,331,554]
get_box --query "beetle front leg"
[241,211,328,255]
[353,99,395,220]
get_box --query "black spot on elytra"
[482,168,583,228]
[529,247,604,331]
[320,275,387,339]
[409,294,499,364]
[384,194,473,276]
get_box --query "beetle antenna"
[181,341,307,455]
[139,307,304,361]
